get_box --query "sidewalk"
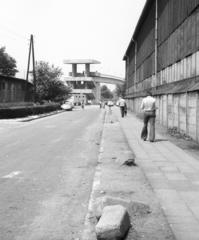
[116,107,199,240]
[82,107,174,240]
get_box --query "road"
[0,105,104,240]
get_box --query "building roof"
[63,59,100,64]
[123,0,154,60]
[0,74,33,85]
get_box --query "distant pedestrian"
[118,96,126,117]
[99,100,102,108]
[81,100,85,110]
[140,91,157,142]
[107,99,113,113]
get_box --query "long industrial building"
[124,0,199,142]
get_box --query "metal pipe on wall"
[124,54,129,96]
[132,38,137,92]
[155,0,158,89]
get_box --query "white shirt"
[141,96,156,111]
[119,98,126,107]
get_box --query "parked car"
[61,101,74,111]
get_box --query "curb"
[81,109,108,240]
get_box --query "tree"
[115,83,126,98]
[0,47,18,76]
[101,85,113,99]
[34,61,72,102]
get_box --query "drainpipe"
[131,38,137,92]
[124,54,129,96]
[155,0,158,90]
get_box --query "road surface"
[0,105,104,240]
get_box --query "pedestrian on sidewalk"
[99,100,102,108]
[118,96,126,117]
[107,99,113,113]
[140,91,157,142]
[81,100,85,110]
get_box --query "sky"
[0,0,146,90]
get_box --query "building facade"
[0,75,33,103]
[124,0,199,142]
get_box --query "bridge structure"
[63,59,125,103]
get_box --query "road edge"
[81,109,108,240]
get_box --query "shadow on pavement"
[154,139,168,142]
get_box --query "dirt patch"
[155,124,199,161]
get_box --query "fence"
[126,90,199,142]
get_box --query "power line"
[0,32,29,45]
[0,24,28,40]
[0,15,30,35]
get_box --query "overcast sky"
[0,0,146,89]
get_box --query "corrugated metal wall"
[128,46,135,87]
[128,1,155,85]
[127,0,199,90]
[125,0,199,142]
[157,1,199,72]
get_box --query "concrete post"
[72,64,77,77]
[85,64,90,77]
[97,83,101,102]
[85,82,88,89]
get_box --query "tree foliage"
[115,83,126,97]
[34,61,72,102]
[101,85,113,99]
[0,47,18,76]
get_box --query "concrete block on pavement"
[93,196,150,220]
[95,205,131,240]
[93,197,132,220]
[116,151,135,165]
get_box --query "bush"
[0,103,61,119]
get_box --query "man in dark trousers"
[140,91,157,142]
[119,96,126,118]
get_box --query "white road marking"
[2,171,20,178]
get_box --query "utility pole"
[24,34,36,102]
[31,35,36,103]
[25,37,32,102]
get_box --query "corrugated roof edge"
[125,80,199,99]
[0,74,33,85]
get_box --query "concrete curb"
[81,109,108,240]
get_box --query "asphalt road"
[0,105,104,240]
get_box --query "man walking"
[119,96,126,118]
[141,91,157,142]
